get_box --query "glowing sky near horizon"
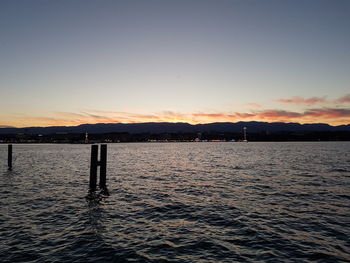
[0,0,349,127]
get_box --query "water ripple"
[0,142,349,262]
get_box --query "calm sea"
[0,142,349,262]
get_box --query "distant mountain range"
[1,121,350,135]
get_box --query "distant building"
[85,132,89,144]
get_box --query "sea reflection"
[85,188,110,233]
[0,142,349,262]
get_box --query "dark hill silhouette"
[0,121,349,135]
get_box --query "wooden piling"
[89,145,98,190]
[99,144,107,188]
[8,144,12,170]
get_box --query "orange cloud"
[10,116,81,127]
[252,108,350,125]
[3,105,350,128]
[55,112,116,124]
[189,108,350,125]
[245,103,262,108]
[190,112,256,122]
[256,110,302,120]
[192,113,233,118]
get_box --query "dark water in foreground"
[0,142,349,262]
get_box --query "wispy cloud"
[276,96,326,105]
[3,100,350,127]
[336,94,350,104]
[256,110,303,119]
[276,94,350,106]
[253,108,350,124]
[303,108,350,118]
[245,103,262,108]
[55,112,116,124]
[33,107,350,126]
[12,116,79,127]
[183,108,350,124]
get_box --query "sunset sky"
[1,0,349,127]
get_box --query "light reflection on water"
[0,142,350,262]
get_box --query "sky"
[0,0,349,127]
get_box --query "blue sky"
[1,0,349,127]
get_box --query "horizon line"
[1,120,349,129]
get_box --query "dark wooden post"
[89,145,98,190]
[8,144,12,170]
[99,144,107,188]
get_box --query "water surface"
[1,142,349,262]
